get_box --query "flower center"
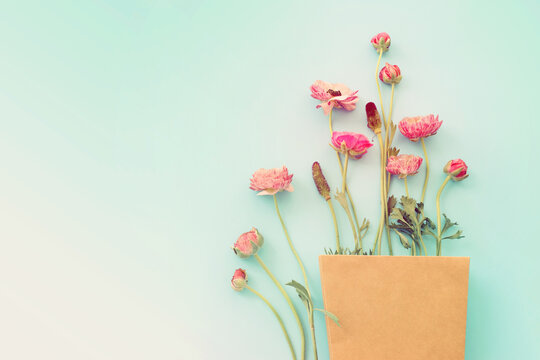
[327,89,342,97]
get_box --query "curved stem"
[375,49,387,129]
[436,175,451,256]
[388,84,395,127]
[246,285,296,360]
[255,254,305,360]
[404,176,409,198]
[412,240,416,256]
[420,138,429,203]
[327,200,340,254]
[416,229,428,256]
[273,194,310,293]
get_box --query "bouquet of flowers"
[229,32,470,360]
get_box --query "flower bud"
[365,102,381,134]
[443,159,469,181]
[312,162,331,201]
[231,268,247,291]
[371,32,391,52]
[379,63,402,85]
[232,228,264,258]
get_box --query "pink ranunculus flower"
[371,32,391,52]
[386,154,423,179]
[399,114,443,142]
[310,80,359,115]
[231,268,247,291]
[331,131,373,159]
[444,159,469,181]
[379,63,402,85]
[249,166,294,196]
[233,228,264,258]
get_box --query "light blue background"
[0,1,538,359]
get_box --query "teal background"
[0,0,538,359]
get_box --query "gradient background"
[0,1,538,359]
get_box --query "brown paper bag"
[319,255,470,360]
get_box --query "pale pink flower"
[371,32,391,52]
[249,166,294,196]
[399,114,442,142]
[331,131,373,159]
[231,268,247,291]
[379,63,402,85]
[386,154,423,178]
[310,80,359,115]
[232,228,264,258]
[444,159,469,181]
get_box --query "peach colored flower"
[231,268,247,291]
[331,131,373,159]
[310,80,359,115]
[249,166,294,195]
[399,114,442,142]
[233,228,264,258]
[379,63,402,85]
[444,159,469,181]
[371,32,391,52]
[386,154,423,178]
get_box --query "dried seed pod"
[312,162,331,201]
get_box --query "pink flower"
[249,166,294,196]
[399,114,442,142]
[331,131,373,159]
[444,159,469,181]
[231,268,247,291]
[386,154,423,178]
[310,80,359,115]
[233,228,264,258]
[379,63,402,85]
[371,32,391,52]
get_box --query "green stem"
[246,285,296,360]
[341,152,349,193]
[273,194,310,293]
[255,254,305,360]
[375,49,387,129]
[375,133,386,255]
[309,309,318,360]
[420,138,429,204]
[436,175,451,256]
[404,176,409,198]
[327,200,340,254]
[335,152,362,249]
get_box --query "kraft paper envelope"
[319,255,470,360]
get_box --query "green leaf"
[286,280,312,309]
[314,308,341,327]
[387,195,397,216]
[443,230,464,240]
[441,214,458,235]
[401,196,418,223]
[393,229,411,249]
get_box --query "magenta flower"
[444,159,469,181]
[310,80,359,115]
[379,63,402,85]
[231,268,247,291]
[399,114,442,142]
[331,131,373,159]
[233,228,264,258]
[249,166,294,196]
[386,154,423,179]
[371,32,391,52]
